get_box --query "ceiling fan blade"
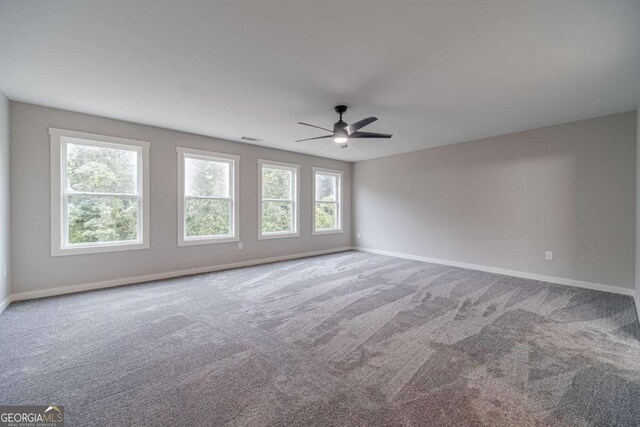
[349,131,392,139]
[296,135,333,142]
[298,122,333,133]
[346,117,377,134]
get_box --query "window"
[177,147,239,246]
[313,167,343,234]
[258,160,300,239]
[50,128,150,256]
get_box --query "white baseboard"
[635,289,640,323]
[0,295,10,314]
[6,247,353,306]
[354,247,635,297]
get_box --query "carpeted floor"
[1,251,640,426]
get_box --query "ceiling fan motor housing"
[333,105,349,138]
[333,121,348,135]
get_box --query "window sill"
[178,236,240,247]
[51,241,149,257]
[312,229,343,236]
[258,232,300,240]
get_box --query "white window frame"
[177,147,240,246]
[50,128,150,256]
[312,167,343,235]
[258,159,300,240]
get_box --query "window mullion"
[186,196,231,201]
[62,192,69,247]
[67,191,139,197]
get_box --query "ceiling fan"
[296,105,392,148]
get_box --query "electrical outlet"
[545,251,553,261]
[238,242,243,250]
[356,233,361,239]
[2,266,6,278]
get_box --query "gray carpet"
[1,251,640,426]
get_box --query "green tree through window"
[314,169,341,232]
[66,142,139,244]
[260,162,298,236]
[183,155,232,238]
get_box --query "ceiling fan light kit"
[296,105,392,149]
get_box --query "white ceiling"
[1,0,639,162]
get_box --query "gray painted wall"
[10,102,352,294]
[636,105,640,312]
[354,112,637,289]
[0,94,9,303]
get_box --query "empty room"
[1,0,639,425]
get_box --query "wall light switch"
[357,233,361,239]
[238,242,243,250]
[2,266,6,278]
[545,251,553,261]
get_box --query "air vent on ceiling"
[241,136,262,142]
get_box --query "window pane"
[67,195,138,244]
[185,198,231,237]
[315,173,337,202]
[66,142,138,193]
[315,202,337,230]
[262,201,293,233]
[262,167,292,200]
[185,157,230,198]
